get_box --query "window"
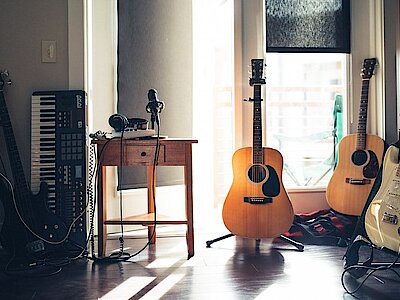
[193,0,235,208]
[263,0,350,189]
[265,53,347,188]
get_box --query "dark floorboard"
[0,223,399,299]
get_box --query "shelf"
[105,213,188,226]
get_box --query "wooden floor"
[0,217,399,300]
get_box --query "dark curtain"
[266,0,351,53]
[117,0,193,189]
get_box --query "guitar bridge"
[244,197,272,204]
[382,212,398,225]
[345,178,371,185]
[25,240,45,253]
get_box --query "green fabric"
[333,94,343,165]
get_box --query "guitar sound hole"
[248,165,267,183]
[352,150,368,166]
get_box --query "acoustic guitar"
[222,59,294,239]
[326,58,385,216]
[0,70,67,260]
[365,145,400,253]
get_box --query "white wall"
[0,0,71,182]
[90,0,115,133]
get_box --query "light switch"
[42,40,57,63]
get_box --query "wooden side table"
[92,138,198,259]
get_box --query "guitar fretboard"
[253,84,263,164]
[356,79,370,150]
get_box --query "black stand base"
[206,233,304,252]
[344,234,400,279]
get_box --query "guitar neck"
[356,79,370,150]
[0,91,29,195]
[253,84,263,164]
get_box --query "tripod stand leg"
[277,234,304,252]
[206,233,304,252]
[206,233,234,248]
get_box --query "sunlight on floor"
[98,276,155,300]
[140,273,186,300]
[146,257,182,269]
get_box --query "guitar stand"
[206,233,304,252]
[344,235,400,279]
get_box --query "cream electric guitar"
[222,59,294,239]
[365,145,400,253]
[326,58,385,216]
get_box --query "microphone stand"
[146,95,164,129]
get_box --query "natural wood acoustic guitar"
[222,59,294,239]
[364,145,400,253]
[326,58,385,216]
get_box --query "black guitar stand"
[206,233,304,252]
[342,136,400,293]
[342,234,400,295]
[344,235,400,276]
[343,136,399,274]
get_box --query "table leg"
[97,165,108,257]
[185,144,194,259]
[147,165,156,244]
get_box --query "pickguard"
[363,150,379,178]
[262,165,280,197]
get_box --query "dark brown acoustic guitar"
[222,59,294,239]
[326,58,385,216]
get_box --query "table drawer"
[125,145,165,164]
[99,144,165,165]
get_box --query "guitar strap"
[283,209,357,247]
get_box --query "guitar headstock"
[361,58,377,79]
[249,59,266,86]
[0,70,12,91]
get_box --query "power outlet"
[41,40,57,63]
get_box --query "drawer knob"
[141,151,147,157]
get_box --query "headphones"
[108,114,149,132]
[108,114,129,132]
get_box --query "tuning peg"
[1,70,12,85]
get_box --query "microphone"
[147,88,158,103]
[146,88,165,128]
